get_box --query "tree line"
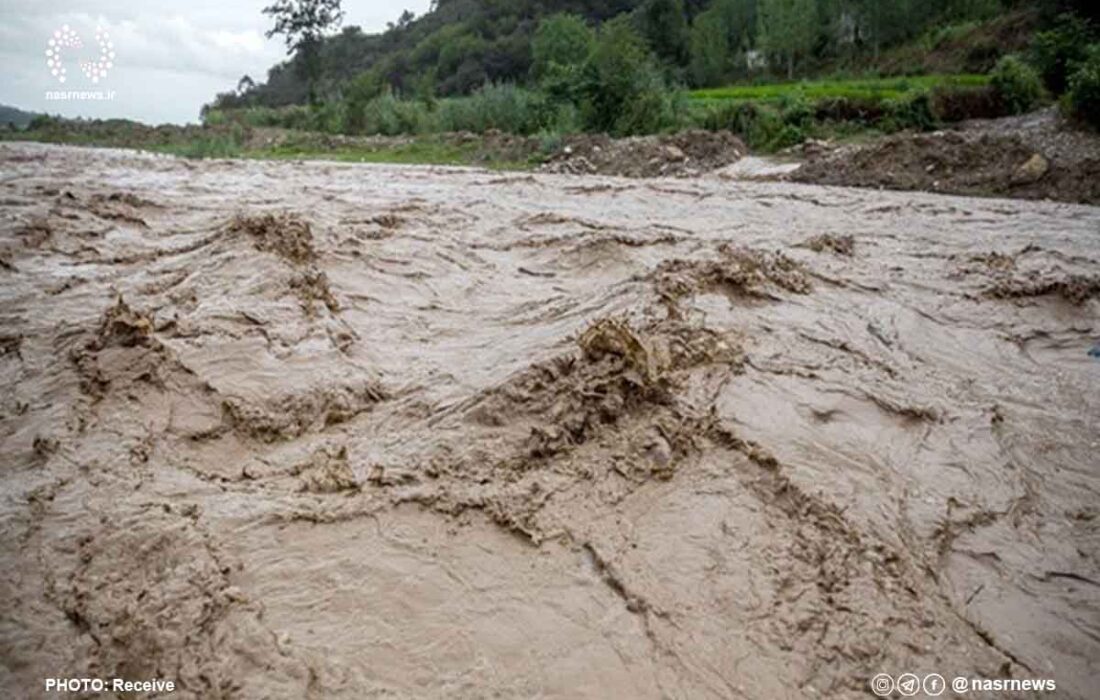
[208,0,1098,124]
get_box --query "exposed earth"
[1,142,1098,698]
[790,109,1100,205]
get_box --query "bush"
[883,91,937,131]
[778,93,813,128]
[437,83,539,133]
[356,92,433,136]
[990,56,1044,114]
[694,100,784,150]
[532,13,594,79]
[1031,13,1094,94]
[579,16,672,135]
[770,124,805,150]
[1067,44,1100,128]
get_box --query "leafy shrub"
[778,92,813,128]
[694,100,784,150]
[770,124,805,150]
[356,92,433,135]
[1031,13,1094,94]
[990,55,1044,114]
[579,17,669,135]
[1067,44,1100,128]
[883,91,937,131]
[615,82,684,135]
[437,83,537,133]
[532,13,594,78]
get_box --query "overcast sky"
[0,0,432,124]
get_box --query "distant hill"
[0,105,40,129]
[214,0,644,109]
[210,0,1093,112]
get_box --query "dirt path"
[1,142,1098,699]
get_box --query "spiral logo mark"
[45,24,115,85]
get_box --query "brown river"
[1,142,1098,698]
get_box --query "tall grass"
[207,84,584,138]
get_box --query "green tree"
[688,0,758,87]
[689,9,731,86]
[638,0,689,66]
[263,0,345,104]
[757,0,816,79]
[580,16,672,134]
[1031,13,1094,94]
[531,13,595,78]
[856,0,915,60]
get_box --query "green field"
[689,74,990,103]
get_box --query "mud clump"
[986,272,1100,305]
[465,316,740,466]
[289,269,340,315]
[652,244,812,304]
[578,317,666,383]
[542,130,746,178]
[296,445,358,493]
[222,381,386,443]
[0,333,24,359]
[91,296,155,350]
[228,212,316,264]
[86,192,150,227]
[228,213,343,315]
[71,297,164,398]
[801,233,855,256]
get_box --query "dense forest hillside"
[212,0,1095,111]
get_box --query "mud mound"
[458,315,741,476]
[955,246,1100,304]
[801,233,855,256]
[792,124,1100,204]
[222,381,386,442]
[651,244,812,303]
[542,130,746,178]
[227,212,316,264]
[70,298,165,399]
[986,272,1100,304]
[296,445,358,493]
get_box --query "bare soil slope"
[791,109,1100,204]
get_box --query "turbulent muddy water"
[1,142,1098,699]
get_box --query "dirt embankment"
[541,130,747,178]
[791,108,1100,204]
[1,142,1098,699]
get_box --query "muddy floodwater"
[1,142,1098,699]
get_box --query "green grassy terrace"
[689,74,990,103]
